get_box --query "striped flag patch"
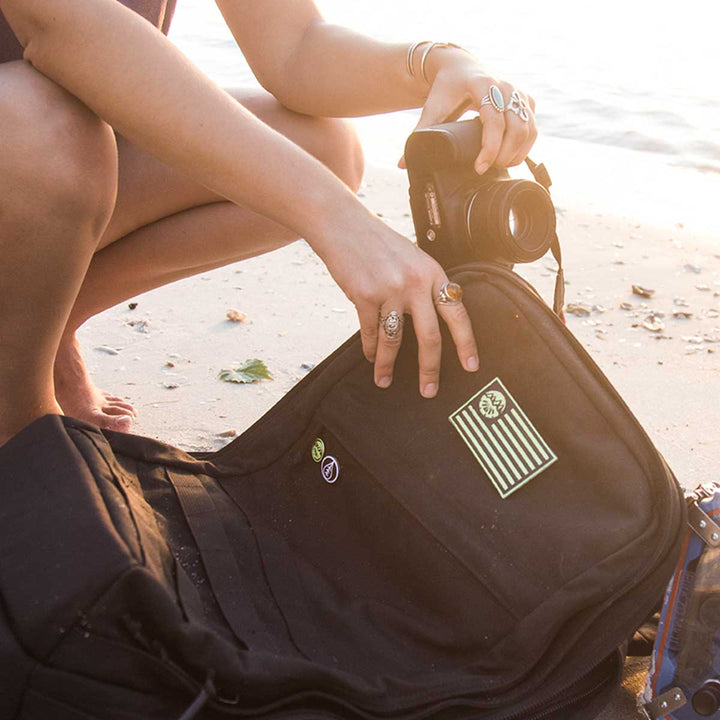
[449,377,557,498]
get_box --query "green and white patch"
[449,378,557,498]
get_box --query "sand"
[78,133,718,719]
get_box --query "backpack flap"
[195,261,685,717]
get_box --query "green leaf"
[218,358,273,384]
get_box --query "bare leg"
[54,89,364,429]
[0,62,117,446]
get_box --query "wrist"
[406,41,471,87]
[303,185,379,258]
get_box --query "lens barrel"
[466,178,556,264]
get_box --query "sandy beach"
[78,132,718,719]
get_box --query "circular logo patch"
[311,438,325,463]
[321,456,339,484]
[478,390,507,418]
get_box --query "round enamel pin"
[311,438,325,463]
[321,456,339,484]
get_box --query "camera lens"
[466,179,556,264]
[509,189,550,248]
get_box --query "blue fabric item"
[641,483,720,718]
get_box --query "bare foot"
[54,334,136,432]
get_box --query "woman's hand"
[400,43,537,175]
[315,208,479,399]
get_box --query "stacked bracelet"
[419,42,465,84]
[406,41,468,84]
[405,40,431,79]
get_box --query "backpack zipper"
[494,650,621,720]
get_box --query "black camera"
[404,117,557,270]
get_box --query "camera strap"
[525,158,565,322]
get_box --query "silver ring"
[505,90,530,122]
[379,310,403,340]
[434,281,463,306]
[480,84,505,113]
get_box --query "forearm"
[216,0,457,117]
[0,0,371,253]
[273,24,434,117]
[253,23,429,116]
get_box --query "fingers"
[409,278,479,398]
[400,73,537,175]
[374,306,405,390]
[368,279,478,399]
[503,89,537,167]
[409,303,442,398]
[435,299,479,374]
[358,304,380,363]
[474,82,537,173]
[339,221,478,398]
[475,98,506,174]
[400,44,538,174]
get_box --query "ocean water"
[169,0,720,175]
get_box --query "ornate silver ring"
[480,85,505,113]
[434,281,464,306]
[379,310,403,340]
[505,90,530,122]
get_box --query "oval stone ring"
[434,281,463,306]
[480,85,505,113]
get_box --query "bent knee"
[312,117,364,193]
[234,89,365,193]
[0,62,117,233]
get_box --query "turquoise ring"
[481,85,505,113]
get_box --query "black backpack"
[0,262,686,720]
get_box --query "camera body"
[404,117,557,270]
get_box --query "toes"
[105,401,137,417]
[101,392,137,417]
[103,405,136,419]
[103,414,134,434]
[101,392,124,402]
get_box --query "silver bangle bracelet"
[419,41,466,84]
[405,40,431,79]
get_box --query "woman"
[0,0,536,446]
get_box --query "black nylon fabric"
[0,263,686,719]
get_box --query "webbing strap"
[550,233,566,321]
[526,157,565,322]
[165,468,266,648]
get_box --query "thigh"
[102,87,362,250]
[0,60,116,228]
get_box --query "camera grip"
[404,118,484,168]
